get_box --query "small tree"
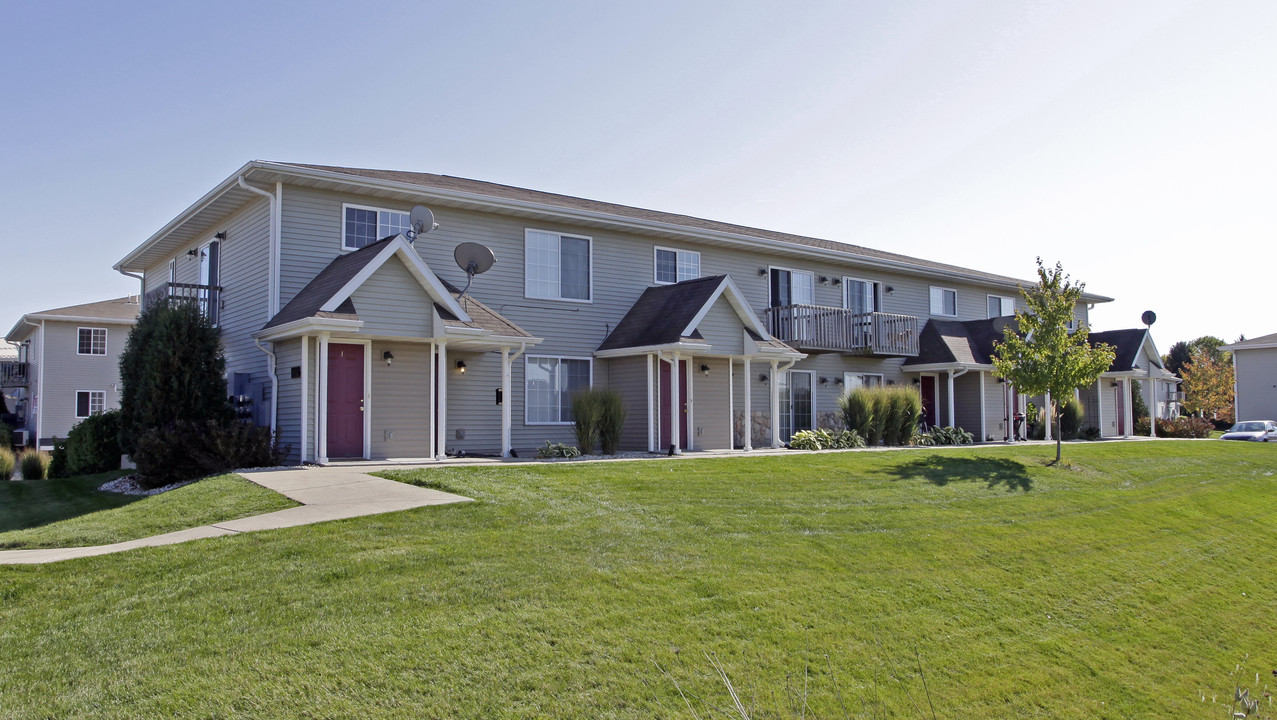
[992,259,1115,464]
[118,300,233,456]
[1162,341,1192,377]
[1180,347,1235,423]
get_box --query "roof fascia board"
[250,163,1113,302]
[902,362,994,372]
[256,317,364,341]
[22,314,138,325]
[1225,342,1277,351]
[594,342,712,358]
[320,235,470,321]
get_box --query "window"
[843,278,879,315]
[525,356,591,424]
[929,286,957,316]
[779,371,814,442]
[525,229,592,301]
[654,247,700,284]
[843,372,883,390]
[75,390,105,418]
[77,328,107,355]
[769,267,815,307]
[343,204,411,250]
[987,295,1015,318]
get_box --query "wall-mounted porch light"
[885,286,895,295]
[818,376,829,385]
[456,360,467,374]
[214,231,228,240]
[1110,380,1120,387]
[758,373,769,384]
[832,278,842,286]
[818,276,829,285]
[911,378,920,385]
[757,267,767,276]
[700,363,710,376]
[383,351,394,366]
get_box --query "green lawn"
[0,473,296,549]
[1,442,1275,718]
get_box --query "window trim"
[523,228,594,303]
[341,202,411,252]
[987,294,1015,319]
[653,246,702,285]
[523,355,594,426]
[75,390,105,419]
[842,276,879,314]
[76,327,108,356]
[768,265,816,307]
[842,372,884,389]
[929,286,958,317]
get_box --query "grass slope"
[0,473,297,549]
[0,442,1274,718]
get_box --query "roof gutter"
[117,269,144,303]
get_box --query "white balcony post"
[743,357,752,451]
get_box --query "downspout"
[255,338,278,432]
[116,269,144,302]
[239,177,282,433]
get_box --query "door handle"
[360,399,365,412]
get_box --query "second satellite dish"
[454,242,496,296]
[407,205,439,242]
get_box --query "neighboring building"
[112,161,1160,462]
[4,297,140,448]
[1224,333,1277,421]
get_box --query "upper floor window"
[525,356,591,424]
[769,267,814,307]
[843,372,884,390]
[654,247,700,284]
[343,204,411,250]
[525,229,592,301]
[77,328,107,355]
[76,390,105,418]
[929,286,957,317]
[987,295,1015,318]
[843,277,879,316]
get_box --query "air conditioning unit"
[12,429,27,447]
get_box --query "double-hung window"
[525,229,592,301]
[843,278,879,315]
[987,295,1015,318]
[769,267,815,307]
[525,356,592,424]
[929,286,957,316]
[654,247,700,284]
[842,372,883,390]
[76,390,105,418]
[343,204,411,250]
[77,328,107,355]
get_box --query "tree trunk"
[1055,403,1062,464]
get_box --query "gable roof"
[436,279,535,339]
[1088,329,1157,372]
[1224,332,1277,351]
[903,317,1017,367]
[6,296,140,342]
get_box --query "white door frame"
[319,337,373,461]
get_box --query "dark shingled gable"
[262,237,394,330]
[597,276,728,351]
[1089,329,1151,372]
[904,317,1018,367]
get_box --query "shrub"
[536,441,580,459]
[66,410,122,476]
[888,388,922,446]
[17,450,50,480]
[570,391,603,455]
[927,426,974,445]
[1060,396,1084,440]
[1080,425,1101,441]
[596,391,627,455]
[0,447,13,480]
[838,389,874,441]
[1133,416,1213,438]
[790,428,867,451]
[133,420,288,489]
[0,423,12,450]
[47,438,69,479]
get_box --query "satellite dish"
[453,242,496,296]
[1141,310,1157,326]
[407,205,438,242]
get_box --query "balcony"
[765,305,919,356]
[144,282,221,325]
[1,361,27,388]
[1164,390,1185,403]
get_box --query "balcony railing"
[145,282,221,325]
[0,361,27,388]
[1164,390,1185,403]
[765,305,919,356]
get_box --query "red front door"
[659,359,689,450]
[920,375,937,428]
[327,343,365,458]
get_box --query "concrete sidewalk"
[0,466,471,565]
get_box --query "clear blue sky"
[3,0,1273,348]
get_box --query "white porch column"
[501,347,512,458]
[647,353,655,452]
[317,332,330,464]
[1095,379,1105,438]
[770,359,781,448]
[1124,379,1134,437]
[436,341,448,460]
[1147,369,1157,437]
[978,371,986,443]
[428,342,436,459]
[947,371,956,427]
[1044,391,1052,441]
[670,353,681,453]
[300,335,309,463]
[728,359,734,450]
[686,356,694,451]
[742,357,752,451]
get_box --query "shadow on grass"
[0,473,139,534]
[882,455,1033,492]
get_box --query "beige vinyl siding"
[439,349,504,456]
[986,374,1013,441]
[689,356,731,450]
[369,341,434,458]
[349,257,434,338]
[35,320,132,443]
[1234,348,1277,421]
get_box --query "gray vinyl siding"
[35,320,131,443]
[1234,348,1277,421]
[953,373,982,436]
[349,258,434,338]
[369,341,434,458]
[274,338,303,463]
[440,348,504,456]
[695,300,746,356]
[24,326,41,439]
[601,356,650,452]
[689,356,731,450]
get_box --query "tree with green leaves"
[118,299,233,455]
[1163,341,1192,377]
[992,259,1116,464]
[1181,347,1235,423]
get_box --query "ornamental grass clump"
[571,390,605,455]
[0,446,14,481]
[596,391,627,455]
[17,450,50,480]
[840,386,923,446]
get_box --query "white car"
[1220,420,1277,442]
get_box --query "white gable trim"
[680,276,770,339]
[320,235,469,321]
